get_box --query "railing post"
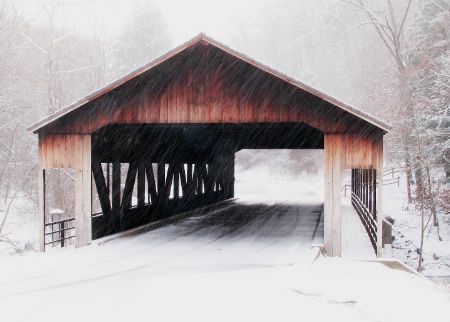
[60,221,65,247]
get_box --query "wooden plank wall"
[42,58,376,136]
[38,133,92,249]
[324,133,383,257]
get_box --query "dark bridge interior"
[90,122,324,239]
[92,122,324,163]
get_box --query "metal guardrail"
[44,218,75,250]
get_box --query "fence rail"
[44,218,75,250]
[351,192,377,252]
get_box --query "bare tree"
[343,0,416,203]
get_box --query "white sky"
[19,0,262,44]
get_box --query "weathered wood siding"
[38,45,382,137]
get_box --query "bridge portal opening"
[235,149,324,204]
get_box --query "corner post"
[324,134,343,256]
[75,135,92,248]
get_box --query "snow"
[1,155,450,320]
[0,194,38,255]
[382,171,450,279]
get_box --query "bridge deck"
[341,195,376,258]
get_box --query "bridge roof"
[28,33,391,134]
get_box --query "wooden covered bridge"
[29,34,391,257]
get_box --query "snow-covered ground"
[1,154,450,321]
[0,193,38,255]
[381,172,450,284]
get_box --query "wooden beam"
[145,164,158,203]
[92,162,112,217]
[156,163,165,203]
[137,163,145,207]
[179,164,188,197]
[112,161,121,212]
[173,163,180,199]
[164,163,175,200]
[122,163,138,210]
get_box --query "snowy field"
[0,156,450,321]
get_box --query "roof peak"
[28,33,392,133]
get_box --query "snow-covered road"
[0,200,327,321]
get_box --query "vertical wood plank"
[213,66,223,122]
[375,137,384,257]
[47,135,54,169]
[74,135,92,248]
[345,135,353,169]
[74,135,83,248]
[324,134,334,256]
[324,134,343,256]
[38,136,45,251]
[168,82,177,123]
[147,91,161,122]
[205,68,214,122]
[160,90,168,123]
[81,135,92,247]
[40,135,48,170]
[52,135,61,168]
[332,135,343,256]
[178,74,188,122]
[187,69,194,123]
[65,135,75,168]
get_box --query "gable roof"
[28,33,392,133]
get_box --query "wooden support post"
[92,162,112,217]
[173,163,180,199]
[186,163,196,199]
[193,163,200,195]
[157,163,165,202]
[324,134,343,257]
[137,164,145,207]
[39,168,45,252]
[75,135,92,248]
[111,160,121,232]
[122,163,138,210]
[112,161,121,212]
[164,163,175,200]
[179,164,187,197]
[145,164,157,203]
[227,154,235,198]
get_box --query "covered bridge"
[29,34,391,257]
